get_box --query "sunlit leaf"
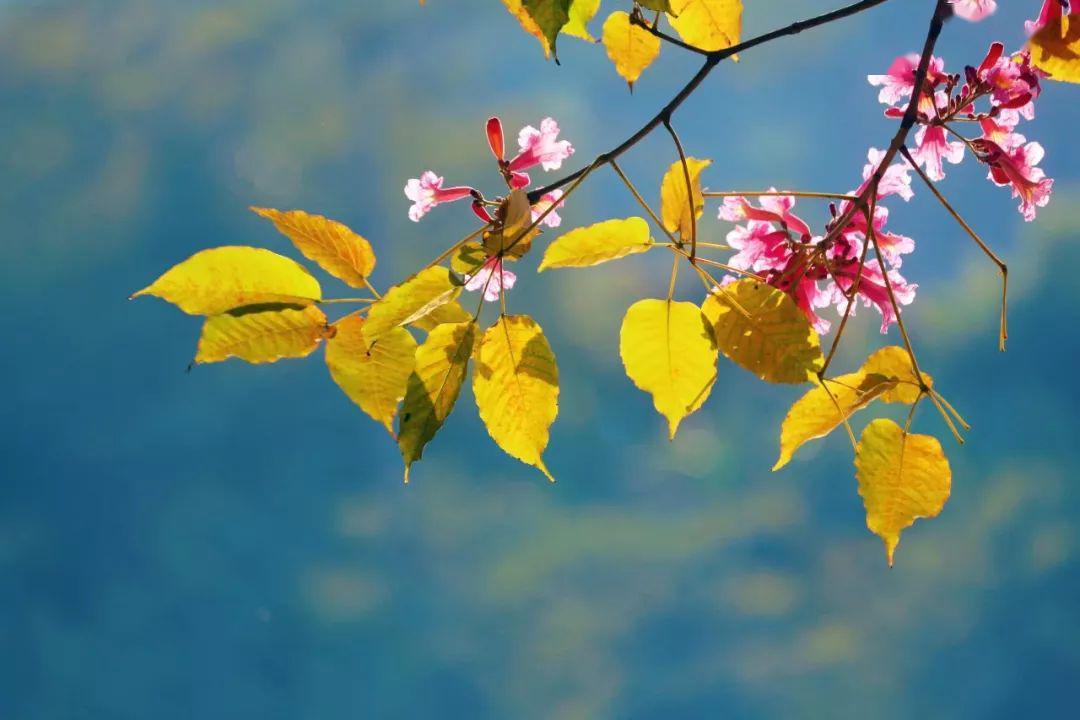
[702,280,824,384]
[538,216,653,271]
[474,315,560,481]
[602,11,661,88]
[398,321,477,482]
[132,246,321,316]
[1028,13,1080,83]
[660,157,711,240]
[194,306,328,365]
[251,207,376,288]
[860,345,931,404]
[620,299,718,439]
[562,0,601,41]
[363,267,462,345]
[485,189,538,260]
[451,242,487,276]
[325,316,417,435]
[773,372,896,471]
[524,0,573,59]
[668,0,742,52]
[855,419,952,566]
[411,299,473,332]
[501,0,552,57]
[638,0,674,12]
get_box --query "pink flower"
[973,139,1054,221]
[464,256,517,302]
[839,205,915,267]
[508,118,575,173]
[868,54,946,107]
[829,262,917,333]
[404,171,475,222]
[531,190,565,228]
[718,191,812,239]
[1026,0,1070,35]
[979,117,1025,151]
[973,45,1044,119]
[861,148,914,202]
[950,0,997,22]
[725,220,792,272]
[911,125,965,182]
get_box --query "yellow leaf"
[702,280,824,384]
[668,0,742,53]
[398,321,477,482]
[410,300,473,333]
[473,315,560,481]
[325,316,417,434]
[602,11,661,88]
[252,207,376,288]
[855,419,951,566]
[132,246,321,316]
[620,299,718,439]
[538,216,653,271]
[563,0,601,41]
[773,372,896,471]
[363,267,462,345]
[1028,13,1080,83]
[660,157,711,240]
[860,346,931,404]
[451,242,487,276]
[501,0,551,57]
[194,306,328,365]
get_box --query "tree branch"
[528,0,895,203]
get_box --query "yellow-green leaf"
[410,300,473,333]
[660,157,711,240]
[363,267,461,345]
[639,0,673,12]
[524,0,573,59]
[563,0,601,41]
[860,345,931,404]
[502,0,552,57]
[398,321,477,482]
[252,207,376,288]
[451,242,487,276]
[473,315,560,481]
[620,299,718,439]
[855,419,952,566]
[132,246,321,316]
[668,0,742,52]
[1028,13,1080,83]
[773,372,896,471]
[326,316,416,434]
[538,217,653,271]
[602,11,661,88]
[702,280,824,384]
[194,306,328,365]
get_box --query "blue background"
[2,1,1078,717]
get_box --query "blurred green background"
[2,1,1078,717]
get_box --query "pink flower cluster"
[404,116,575,301]
[867,6,1057,221]
[718,151,917,335]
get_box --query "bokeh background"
[3,1,1078,717]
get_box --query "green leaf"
[398,321,477,482]
[538,217,653,271]
[524,0,574,59]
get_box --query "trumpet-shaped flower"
[974,139,1054,221]
[464,256,517,302]
[868,54,946,107]
[508,118,575,173]
[404,172,474,222]
[531,190,565,228]
[1026,0,1071,35]
[911,125,965,182]
[950,0,997,22]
